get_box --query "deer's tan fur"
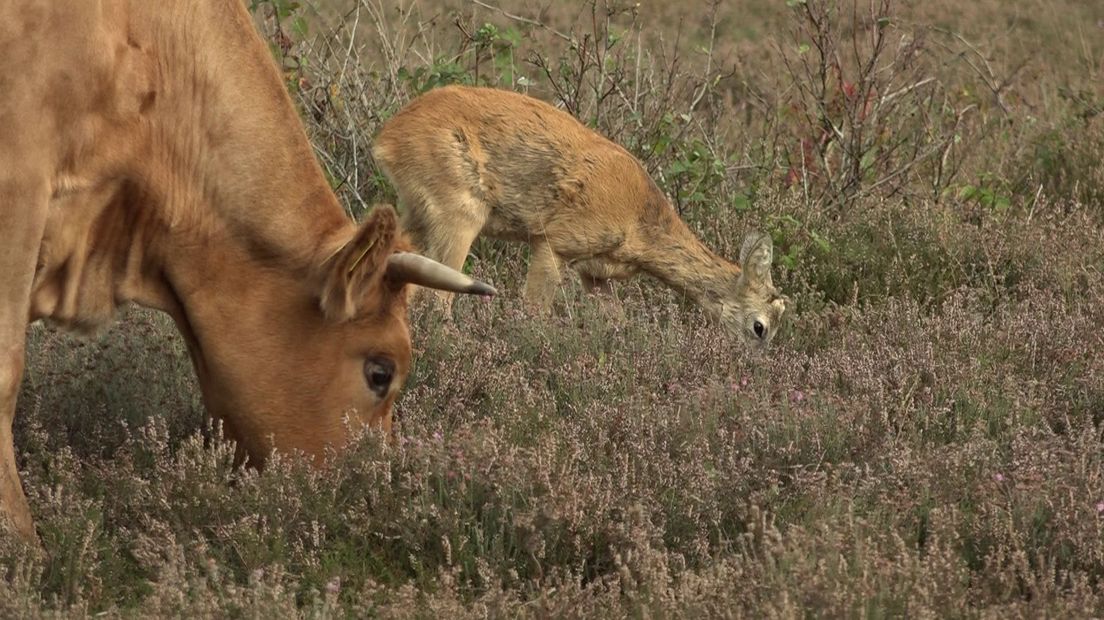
[373,85,789,345]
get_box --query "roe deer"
[372,85,789,347]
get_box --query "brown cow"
[0,1,494,540]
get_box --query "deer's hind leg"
[523,237,566,313]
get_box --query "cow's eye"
[364,357,395,397]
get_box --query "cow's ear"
[320,205,397,321]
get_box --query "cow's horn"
[385,252,497,296]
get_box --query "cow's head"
[184,205,493,466]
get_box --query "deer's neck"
[634,194,743,311]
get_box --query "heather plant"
[4,0,1104,616]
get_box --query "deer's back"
[373,86,664,242]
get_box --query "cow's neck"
[136,2,354,268]
[30,1,354,332]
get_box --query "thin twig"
[469,0,574,43]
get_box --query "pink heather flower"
[433,431,443,442]
[790,390,805,403]
[992,473,1005,483]
[1095,501,1104,514]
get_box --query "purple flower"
[1095,500,1104,514]
[790,389,806,403]
[992,473,1005,483]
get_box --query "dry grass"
[5,0,1104,616]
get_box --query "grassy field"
[5,0,1104,616]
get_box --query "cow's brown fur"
[373,86,789,342]
[0,0,464,540]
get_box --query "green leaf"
[810,230,831,252]
[475,23,499,46]
[957,185,979,200]
[291,16,309,39]
[607,28,624,48]
[668,161,691,176]
[502,27,522,46]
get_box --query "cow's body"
[0,0,491,540]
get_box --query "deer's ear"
[319,205,398,321]
[739,231,774,288]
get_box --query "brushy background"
[5,0,1104,616]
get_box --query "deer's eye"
[753,320,766,339]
